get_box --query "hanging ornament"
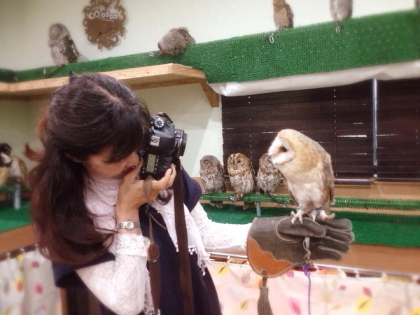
[82,0,126,50]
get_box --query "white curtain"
[0,248,62,315]
[208,260,420,315]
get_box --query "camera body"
[139,113,187,180]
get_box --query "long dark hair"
[26,73,151,265]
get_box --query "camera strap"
[143,176,161,315]
[173,158,195,315]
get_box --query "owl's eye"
[280,146,288,153]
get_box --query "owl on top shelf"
[273,0,294,30]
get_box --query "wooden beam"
[0,64,219,107]
[198,79,220,108]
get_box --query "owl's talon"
[290,210,304,224]
[316,209,335,221]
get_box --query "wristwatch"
[117,220,141,230]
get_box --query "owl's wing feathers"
[314,144,335,212]
[49,40,68,65]
[285,4,294,27]
[217,163,226,192]
[322,153,335,207]
[63,35,81,63]
[177,27,196,44]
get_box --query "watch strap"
[117,220,141,230]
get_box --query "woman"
[26,73,352,315]
[26,73,253,315]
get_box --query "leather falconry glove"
[247,215,354,315]
[247,215,354,278]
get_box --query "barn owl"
[158,27,196,56]
[330,0,353,33]
[273,0,294,30]
[48,23,81,66]
[227,153,255,210]
[268,129,335,224]
[257,153,282,200]
[199,155,226,208]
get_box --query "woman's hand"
[114,162,176,228]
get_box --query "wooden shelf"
[0,224,36,254]
[0,63,219,107]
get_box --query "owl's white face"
[268,136,295,167]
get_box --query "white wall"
[0,0,415,176]
[0,0,414,71]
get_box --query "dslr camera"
[139,113,187,180]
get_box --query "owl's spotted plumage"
[330,0,353,33]
[0,145,28,187]
[48,23,81,66]
[257,153,282,197]
[199,155,226,208]
[268,129,335,224]
[227,153,255,210]
[273,0,294,30]
[158,27,195,56]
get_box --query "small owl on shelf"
[268,129,335,224]
[49,23,82,66]
[158,27,196,56]
[257,153,282,202]
[226,153,255,210]
[330,0,353,33]
[273,0,294,30]
[199,155,226,208]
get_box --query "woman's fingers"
[153,164,176,191]
[121,161,142,185]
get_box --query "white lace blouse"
[75,175,251,315]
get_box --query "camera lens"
[174,130,187,157]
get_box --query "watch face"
[126,221,134,229]
[117,220,139,230]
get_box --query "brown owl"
[158,27,196,56]
[257,153,282,199]
[48,23,81,66]
[226,153,255,210]
[330,0,353,33]
[268,129,335,224]
[199,155,226,208]
[273,0,294,30]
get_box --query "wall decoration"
[82,0,126,50]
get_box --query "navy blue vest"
[52,169,222,315]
